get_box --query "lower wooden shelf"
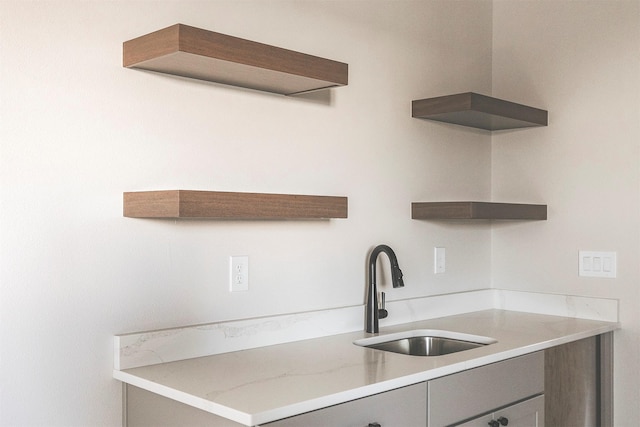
[411,201,547,220]
[124,190,348,219]
[412,92,548,131]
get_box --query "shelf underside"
[412,202,547,220]
[412,92,548,131]
[123,24,348,95]
[123,190,348,219]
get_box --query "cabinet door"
[494,395,544,427]
[262,382,427,427]
[455,395,544,427]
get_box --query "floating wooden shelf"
[123,190,348,219]
[411,202,547,220]
[412,92,548,131]
[123,24,348,95]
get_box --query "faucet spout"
[366,244,404,333]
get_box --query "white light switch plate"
[579,251,616,278]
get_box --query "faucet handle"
[378,292,388,319]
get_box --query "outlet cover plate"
[230,256,249,291]
[434,247,446,274]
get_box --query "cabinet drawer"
[455,395,545,427]
[263,382,427,427]
[428,352,544,427]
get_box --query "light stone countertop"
[114,309,618,426]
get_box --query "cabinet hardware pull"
[488,421,500,427]
[368,423,381,427]
[497,416,509,425]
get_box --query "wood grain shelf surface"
[123,24,348,95]
[412,92,548,131]
[123,190,348,219]
[411,201,547,220]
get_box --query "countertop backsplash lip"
[114,288,619,370]
[493,288,619,322]
[114,304,364,370]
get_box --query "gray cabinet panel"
[455,395,544,427]
[263,383,427,427]
[125,385,244,427]
[428,352,544,427]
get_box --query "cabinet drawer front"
[428,352,544,427]
[494,395,545,427]
[454,395,545,427]
[263,382,427,427]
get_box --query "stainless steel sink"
[354,329,497,356]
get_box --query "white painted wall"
[491,1,640,425]
[6,1,637,425]
[0,1,493,424]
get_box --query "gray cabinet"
[455,395,544,427]
[262,383,426,427]
[427,352,544,427]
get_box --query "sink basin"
[354,329,497,356]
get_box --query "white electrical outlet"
[230,256,249,291]
[434,247,446,274]
[579,251,616,278]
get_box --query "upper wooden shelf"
[412,92,548,131]
[411,201,547,220]
[123,24,348,95]
[123,190,348,219]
